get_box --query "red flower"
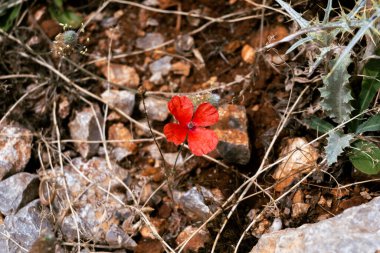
[164,96,219,156]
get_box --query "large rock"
[0,126,32,180]
[69,106,104,158]
[0,200,54,253]
[213,104,250,165]
[250,197,380,253]
[0,172,39,215]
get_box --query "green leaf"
[356,115,380,134]
[49,7,82,29]
[358,59,380,113]
[53,0,64,9]
[0,4,21,32]
[349,140,380,175]
[319,55,354,123]
[326,131,353,166]
[304,116,334,134]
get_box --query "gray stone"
[106,224,137,250]
[136,32,164,50]
[101,89,135,116]
[49,157,129,243]
[0,172,39,215]
[251,196,380,253]
[69,106,104,158]
[149,56,172,84]
[139,97,169,121]
[0,225,8,252]
[179,187,212,222]
[0,126,32,180]
[0,200,54,253]
[213,104,250,165]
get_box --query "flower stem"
[139,89,174,202]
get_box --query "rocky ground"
[0,0,379,252]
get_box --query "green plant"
[0,2,22,32]
[307,52,380,175]
[48,0,82,29]
[277,0,380,174]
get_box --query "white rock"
[251,197,380,253]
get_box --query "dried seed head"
[51,29,86,58]
[62,30,78,45]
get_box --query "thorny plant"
[270,0,380,175]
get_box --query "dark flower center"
[187,121,195,130]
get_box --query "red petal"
[164,123,188,145]
[192,102,219,127]
[187,127,218,156]
[168,96,193,125]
